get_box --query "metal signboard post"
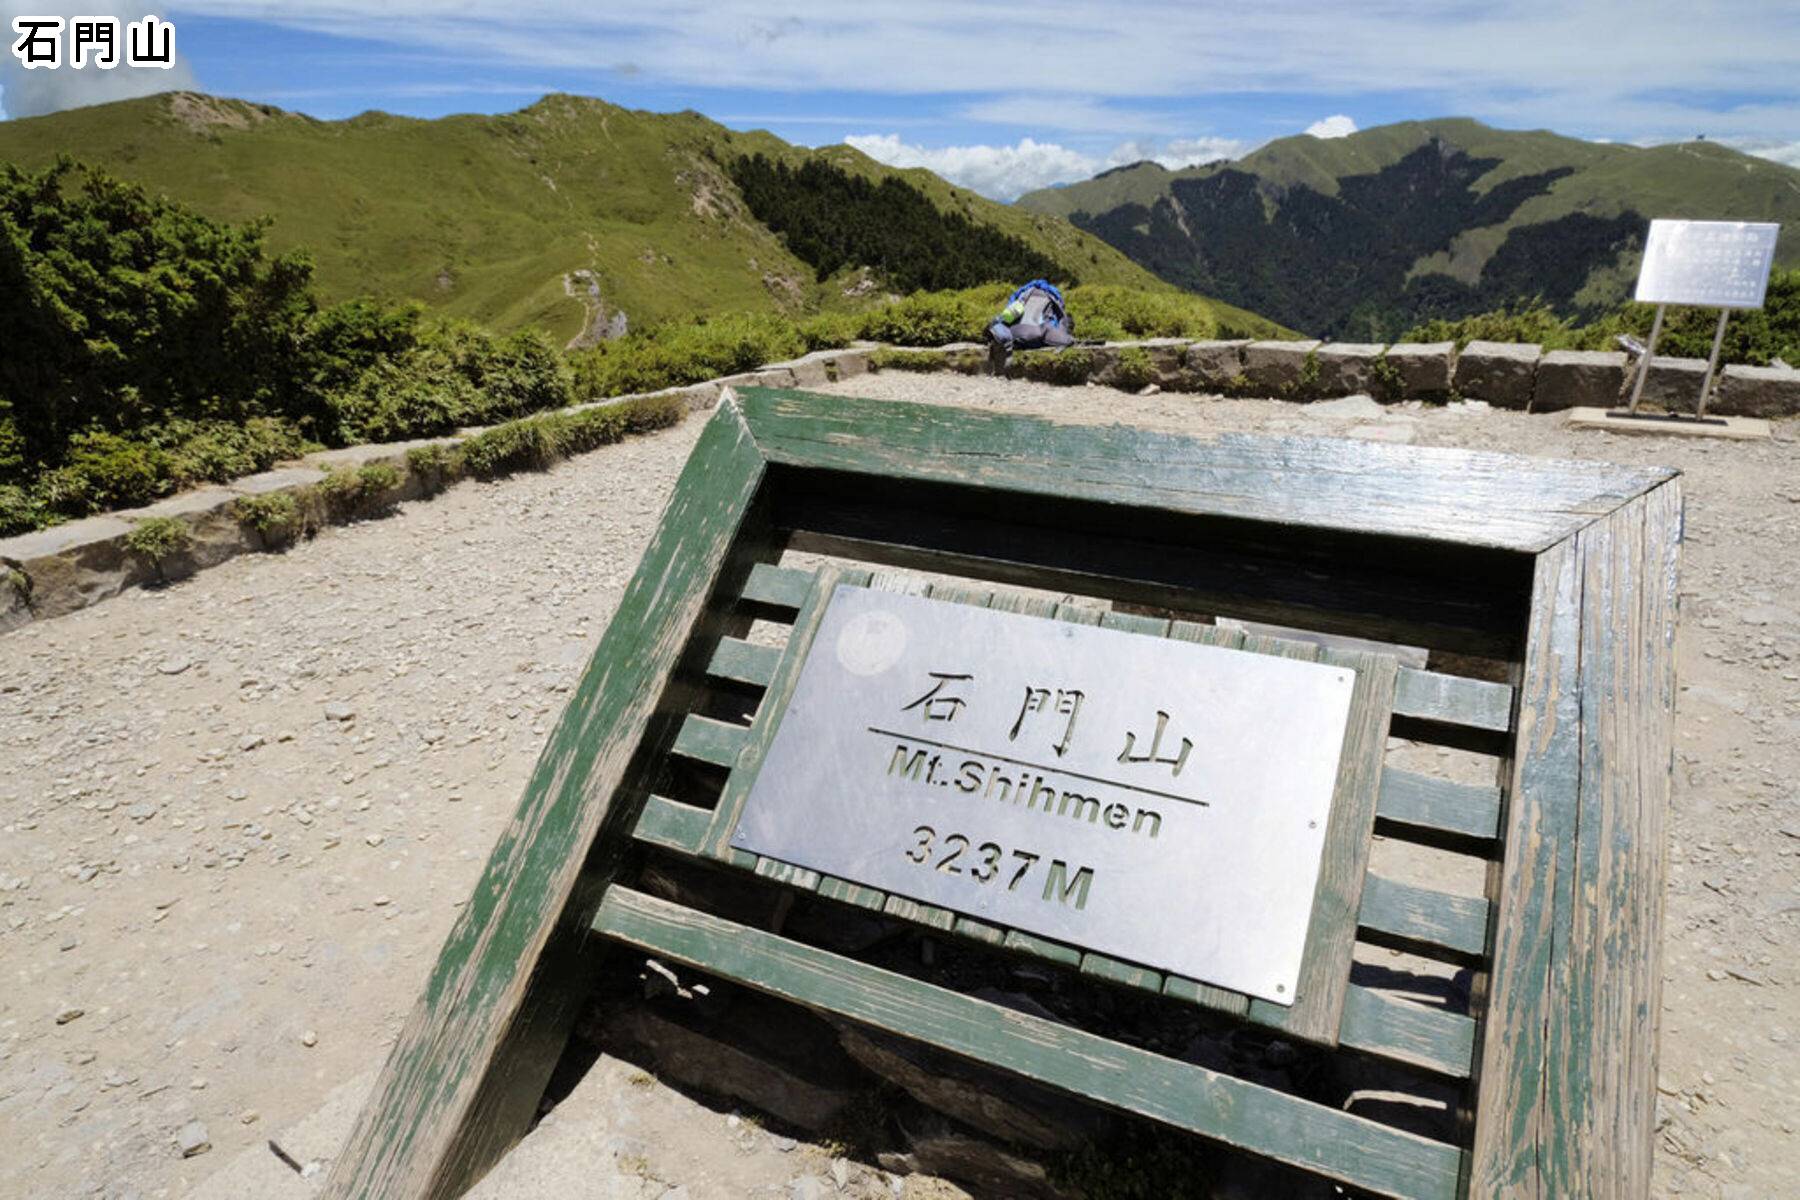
[1624,218,1780,420]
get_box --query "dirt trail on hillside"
[2,379,1795,1199]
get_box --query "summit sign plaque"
[732,586,1357,1004]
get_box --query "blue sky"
[4,2,1798,199]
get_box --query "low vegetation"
[1401,269,1800,365]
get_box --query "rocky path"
[2,379,1795,1199]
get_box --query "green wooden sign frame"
[323,389,1681,1200]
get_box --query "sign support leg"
[1625,303,1666,413]
[1695,308,1730,418]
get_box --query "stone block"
[1711,364,1800,417]
[1239,339,1322,396]
[825,350,871,379]
[1452,341,1540,408]
[0,515,148,619]
[751,366,797,389]
[1,568,29,634]
[1315,343,1387,397]
[1182,340,1249,390]
[1532,350,1628,412]
[117,487,258,574]
[1383,341,1454,397]
[1627,355,1707,412]
[230,466,327,496]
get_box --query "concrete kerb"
[0,376,742,633]
[5,338,1798,632]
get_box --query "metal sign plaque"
[1634,219,1780,309]
[732,586,1358,1004]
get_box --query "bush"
[870,349,949,373]
[1066,285,1220,341]
[1400,272,1800,366]
[233,491,299,540]
[1106,347,1158,391]
[856,285,1007,346]
[1017,347,1094,385]
[459,396,682,478]
[405,442,463,494]
[317,461,403,514]
[124,516,191,564]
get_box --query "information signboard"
[731,585,1357,1005]
[1634,219,1780,309]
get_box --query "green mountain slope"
[0,91,1238,343]
[1019,118,1800,340]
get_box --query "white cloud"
[844,133,1098,201]
[0,1,199,119]
[1108,136,1244,169]
[844,131,1252,200]
[1304,114,1357,139]
[962,95,1173,135]
[1727,138,1800,169]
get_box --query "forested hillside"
[1020,119,1800,340]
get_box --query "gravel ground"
[2,375,1796,1199]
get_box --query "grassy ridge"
[0,92,1187,343]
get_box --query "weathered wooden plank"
[754,857,822,890]
[1079,953,1165,994]
[671,715,749,770]
[740,561,812,610]
[1249,645,1398,1043]
[816,876,887,911]
[594,887,1465,1200]
[1338,985,1476,1079]
[633,795,711,854]
[1376,768,1503,844]
[324,400,770,1200]
[1002,929,1084,968]
[737,387,1674,554]
[702,566,868,860]
[1541,482,1678,1197]
[1357,873,1489,960]
[706,636,782,689]
[1393,668,1513,732]
[882,892,959,932]
[1468,536,1584,1200]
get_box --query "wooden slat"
[324,399,770,1200]
[1358,873,1489,959]
[706,636,781,688]
[740,562,812,610]
[1468,535,1582,1196]
[595,887,1464,1200]
[1376,768,1503,843]
[634,795,710,854]
[1393,668,1512,732]
[1338,986,1475,1079]
[1002,929,1084,968]
[738,387,1675,554]
[672,715,748,770]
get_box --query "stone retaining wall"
[4,340,1796,634]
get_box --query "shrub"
[124,516,191,565]
[870,349,948,373]
[232,491,299,541]
[317,461,403,514]
[458,396,682,479]
[405,442,463,494]
[1066,285,1219,341]
[1106,346,1158,391]
[1017,347,1094,386]
[856,286,1006,346]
